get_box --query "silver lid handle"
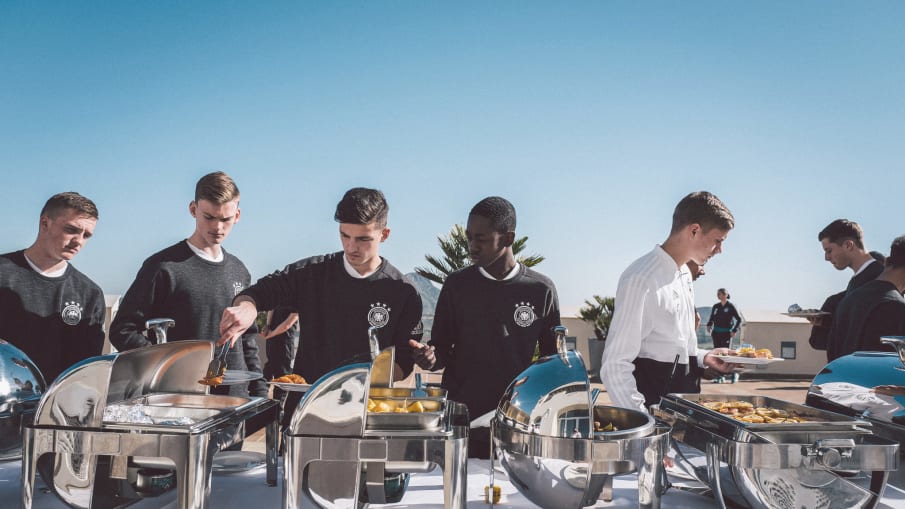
[145,318,175,344]
[368,326,380,360]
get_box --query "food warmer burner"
[492,326,671,509]
[654,392,899,509]
[21,340,279,509]
[283,327,468,508]
[806,337,905,446]
[0,339,46,461]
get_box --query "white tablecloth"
[2,457,718,508]
[6,456,905,509]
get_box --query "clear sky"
[2,1,903,315]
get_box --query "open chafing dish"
[283,327,468,508]
[492,326,671,509]
[806,337,905,446]
[0,339,46,461]
[654,392,899,509]
[21,340,279,509]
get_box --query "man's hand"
[805,316,825,327]
[703,347,737,374]
[219,298,258,347]
[409,339,437,370]
[706,325,713,334]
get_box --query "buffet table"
[5,456,902,508]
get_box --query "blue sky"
[2,1,903,315]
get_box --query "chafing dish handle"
[707,441,729,509]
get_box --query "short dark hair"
[819,219,865,250]
[670,191,734,235]
[717,288,731,299]
[195,171,240,204]
[469,196,516,233]
[334,187,389,228]
[40,192,98,220]
[870,250,886,265]
[886,236,905,268]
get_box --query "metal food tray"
[665,393,871,435]
[366,397,447,430]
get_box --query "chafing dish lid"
[809,350,905,427]
[495,344,594,436]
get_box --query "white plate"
[266,381,311,393]
[783,311,830,318]
[211,451,265,474]
[713,354,784,365]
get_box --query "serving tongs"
[204,342,230,380]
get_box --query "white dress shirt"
[600,245,705,412]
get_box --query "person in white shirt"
[600,191,738,413]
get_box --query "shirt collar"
[853,258,876,277]
[343,255,378,279]
[185,240,224,262]
[478,262,521,281]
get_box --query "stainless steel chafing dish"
[806,337,905,446]
[655,392,900,509]
[492,326,671,509]
[21,340,280,509]
[0,339,46,461]
[283,327,468,509]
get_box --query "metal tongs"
[205,342,230,380]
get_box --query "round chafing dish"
[0,339,46,461]
[492,326,670,509]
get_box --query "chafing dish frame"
[20,341,280,509]
[283,341,468,509]
[655,393,900,509]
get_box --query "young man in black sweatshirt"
[110,171,265,398]
[410,196,561,458]
[218,187,423,419]
[0,192,106,384]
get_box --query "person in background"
[410,196,561,458]
[109,171,265,398]
[826,235,905,360]
[600,191,737,413]
[262,306,299,403]
[706,288,742,383]
[218,187,423,422]
[808,220,883,360]
[0,192,106,383]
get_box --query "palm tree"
[415,224,544,285]
[578,295,615,342]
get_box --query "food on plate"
[272,373,307,384]
[729,347,773,359]
[198,374,224,387]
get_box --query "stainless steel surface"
[22,341,280,509]
[284,343,468,509]
[0,339,46,461]
[145,318,175,344]
[655,393,900,509]
[882,336,905,367]
[492,326,668,509]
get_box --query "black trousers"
[711,331,732,349]
[632,356,702,409]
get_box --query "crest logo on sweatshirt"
[513,302,536,327]
[61,301,83,326]
[368,302,391,328]
[232,281,244,296]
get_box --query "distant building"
[734,310,824,377]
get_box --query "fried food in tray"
[367,398,431,413]
[272,373,307,384]
[701,400,809,423]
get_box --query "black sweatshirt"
[706,301,741,332]
[239,252,423,384]
[0,250,106,383]
[827,279,905,361]
[430,264,560,420]
[109,240,264,396]
[809,260,884,352]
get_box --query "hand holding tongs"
[205,341,230,379]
